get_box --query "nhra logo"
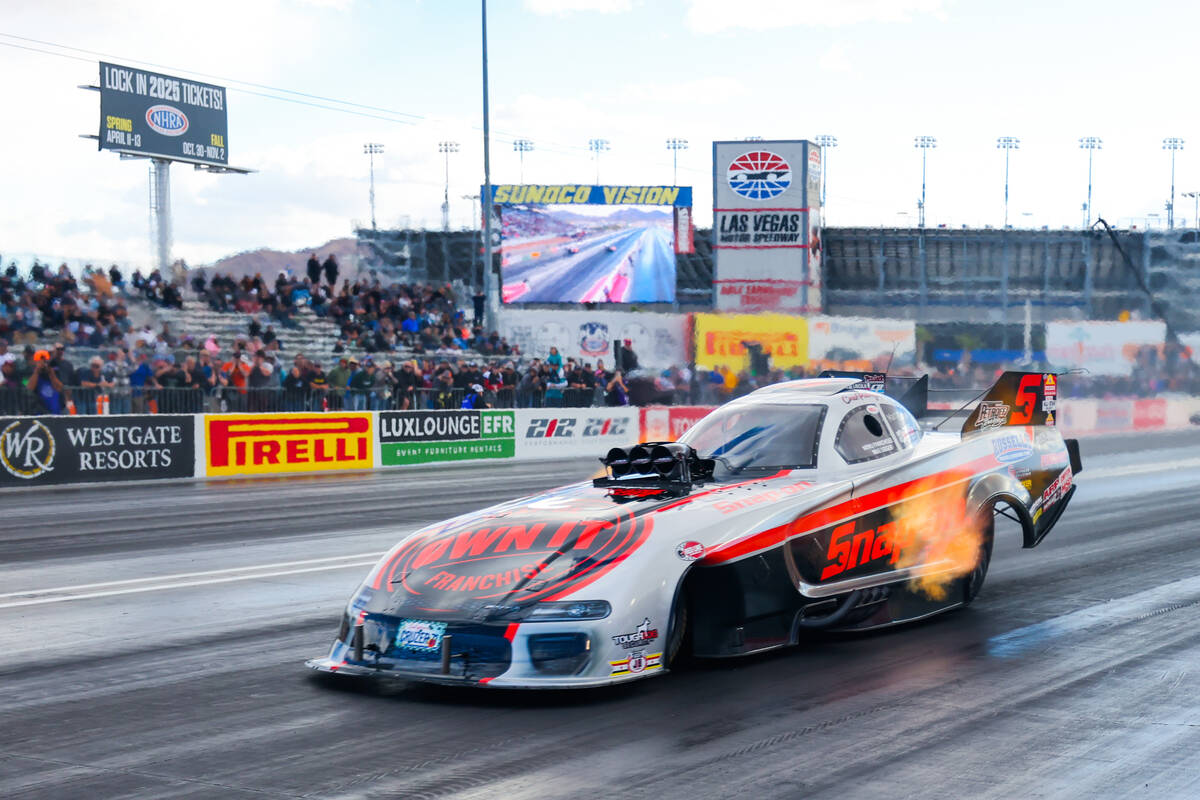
[727,150,792,200]
[0,419,55,479]
[145,104,189,136]
[578,322,610,357]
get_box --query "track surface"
[2,432,1199,799]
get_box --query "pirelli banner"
[204,413,373,477]
[692,312,809,371]
[712,139,822,314]
[0,415,194,487]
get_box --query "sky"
[1,0,1197,269]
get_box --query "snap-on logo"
[145,105,189,136]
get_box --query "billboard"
[692,313,809,371]
[498,308,688,369]
[0,415,194,487]
[1045,321,1166,376]
[99,62,229,167]
[488,184,692,304]
[205,414,372,476]
[712,140,821,313]
[378,410,515,465]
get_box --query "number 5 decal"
[1010,374,1041,425]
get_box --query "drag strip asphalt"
[1,429,1198,799]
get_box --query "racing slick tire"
[665,594,691,668]
[962,516,996,606]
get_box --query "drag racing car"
[308,371,1081,688]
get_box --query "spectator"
[348,358,378,410]
[605,369,629,406]
[306,253,322,285]
[322,254,339,287]
[246,350,275,412]
[461,383,489,409]
[27,353,65,414]
[282,363,309,412]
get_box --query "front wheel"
[665,594,690,668]
[962,516,996,605]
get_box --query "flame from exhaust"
[890,475,985,601]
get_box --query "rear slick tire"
[962,517,995,606]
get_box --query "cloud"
[685,0,947,33]
[819,43,852,73]
[523,0,633,15]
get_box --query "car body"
[308,371,1080,689]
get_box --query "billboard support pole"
[150,158,172,278]
[481,0,497,332]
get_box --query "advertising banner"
[0,415,194,487]
[674,206,695,255]
[1045,321,1166,376]
[692,313,809,371]
[499,309,687,369]
[640,406,714,442]
[378,410,515,465]
[808,316,916,368]
[99,62,229,167]
[712,140,821,313]
[514,408,639,459]
[205,413,372,477]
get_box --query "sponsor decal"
[374,505,653,605]
[379,410,515,465]
[976,401,1011,429]
[714,210,805,248]
[1045,411,1055,427]
[859,373,886,392]
[1041,467,1073,510]
[714,479,815,514]
[866,404,880,414]
[992,431,1034,464]
[640,407,712,442]
[395,620,446,652]
[610,650,662,677]
[1041,451,1069,469]
[1042,397,1057,412]
[727,150,792,201]
[612,617,658,650]
[1133,398,1167,431]
[145,104,189,136]
[0,416,193,486]
[676,541,705,561]
[819,518,919,581]
[205,413,372,476]
[1043,374,1057,397]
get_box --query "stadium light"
[1163,137,1185,229]
[439,141,460,232]
[665,138,688,185]
[913,136,937,228]
[815,134,838,210]
[588,138,610,183]
[513,138,534,183]
[363,143,384,231]
[996,136,1021,228]
[1079,137,1102,228]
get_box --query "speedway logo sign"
[205,413,372,476]
[379,410,515,465]
[0,415,193,486]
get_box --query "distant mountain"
[193,237,360,281]
[545,207,672,226]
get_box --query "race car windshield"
[678,404,825,471]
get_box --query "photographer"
[28,353,65,414]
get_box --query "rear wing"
[961,371,1058,436]
[818,371,929,419]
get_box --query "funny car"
[308,371,1081,688]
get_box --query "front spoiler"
[305,656,664,690]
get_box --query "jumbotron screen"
[490,184,692,304]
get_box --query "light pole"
[1184,191,1199,230]
[665,138,688,185]
[438,141,459,232]
[363,143,383,231]
[463,193,481,282]
[481,0,496,332]
[1163,137,1184,229]
[1079,136,1101,229]
[997,136,1020,228]
[512,138,534,183]
[815,134,838,210]
[913,136,936,228]
[588,138,610,183]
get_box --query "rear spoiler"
[961,371,1059,436]
[818,371,929,419]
